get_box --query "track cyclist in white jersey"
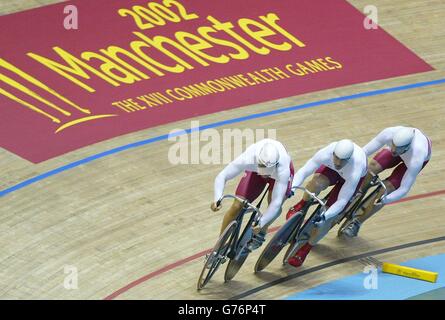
[342,126,432,237]
[211,139,295,251]
[286,139,368,268]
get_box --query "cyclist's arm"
[383,164,421,204]
[214,144,256,202]
[214,162,244,202]
[363,129,390,157]
[291,150,325,189]
[324,177,360,220]
[259,176,288,228]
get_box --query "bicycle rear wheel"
[224,225,253,282]
[337,215,353,236]
[197,221,237,290]
[224,252,248,282]
[254,213,304,273]
[337,185,382,237]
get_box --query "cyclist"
[286,139,367,267]
[211,139,294,251]
[342,126,432,237]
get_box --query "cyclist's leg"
[359,158,384,194]
[286,166,332,220]
[357,155,430,226]
[341,150,400,237]
[248,182,278,250]
[220,199,244,234]
[296,167,341,240]
[291,174,366,265]
[220,171,267,234]
[303,173,331,201]
[355,169,400,224]
[307,165,339,200]
[250,167,295,249]
[342,180,393,237]
[353,149,402,225]
[307,179,344,244]
[288,169,340,267]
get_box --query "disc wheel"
[254,213,304,273]
[224,252,249,282]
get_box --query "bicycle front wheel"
[197,221,237,290]
[282,220,313,264]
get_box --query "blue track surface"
[285,254,445,300]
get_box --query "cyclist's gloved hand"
[286,186,297,198]
[252,224,262,235]
[314,214,326,227]
[210,201,222,212]
[374,198,385,209]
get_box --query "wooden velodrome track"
[0,0,444,300]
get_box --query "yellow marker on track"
[382,263,438,283]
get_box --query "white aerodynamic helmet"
[334,139,354,160]
[393,127,415,147]
[257,142,280,168]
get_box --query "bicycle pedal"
[216,253,226,260]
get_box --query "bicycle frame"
[280,187,329,262]
[197,191,266,289]
[284,174,388,262]
[229,206,256,261]
[216,194,263,260]
[341,174,387,223]
[286,188,327,238]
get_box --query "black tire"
[197,221,237,290]
[254,213,304,273]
